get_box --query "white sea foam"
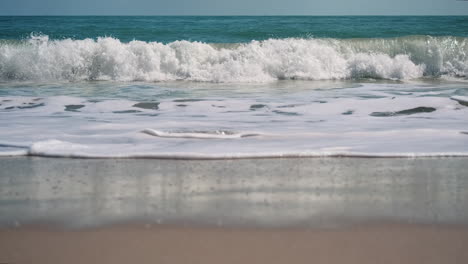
[451,96,468,106]
[4,137,468,159]
[1,35,467,82]
[1,81,467,158]
[142,128,260,139]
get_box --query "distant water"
[0,16,467,158]
[2,16,468,43]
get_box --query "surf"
[0,35,467,83]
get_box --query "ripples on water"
[0,16,467,158]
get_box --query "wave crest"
[0,35,466,82]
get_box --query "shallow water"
[0,16,467,158]
[0,81,468,158]
[1,16,468,229]
[1,80,467,158]
[1,157,468,228]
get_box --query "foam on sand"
[142,128,260,139]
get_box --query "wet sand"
[1,157,468,263]
[1,157,468,227]
[1,223,468,264]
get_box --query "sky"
[1,0,468,15]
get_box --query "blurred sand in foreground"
[1,223,468,264]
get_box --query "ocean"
[0,16,468,158]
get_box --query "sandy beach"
[1,223,468,264]
[1,157,468,263]
[2,11,468,264]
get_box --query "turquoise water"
[1,16,468,82]
[1,16,468,43]
[0,16,467,158]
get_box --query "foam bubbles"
[1,81,468,158]
[1,36,466,82]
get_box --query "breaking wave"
[0,35,467,82]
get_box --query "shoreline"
[3,150,468,159]
[1,155,468,263]
[1,156,468,228]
